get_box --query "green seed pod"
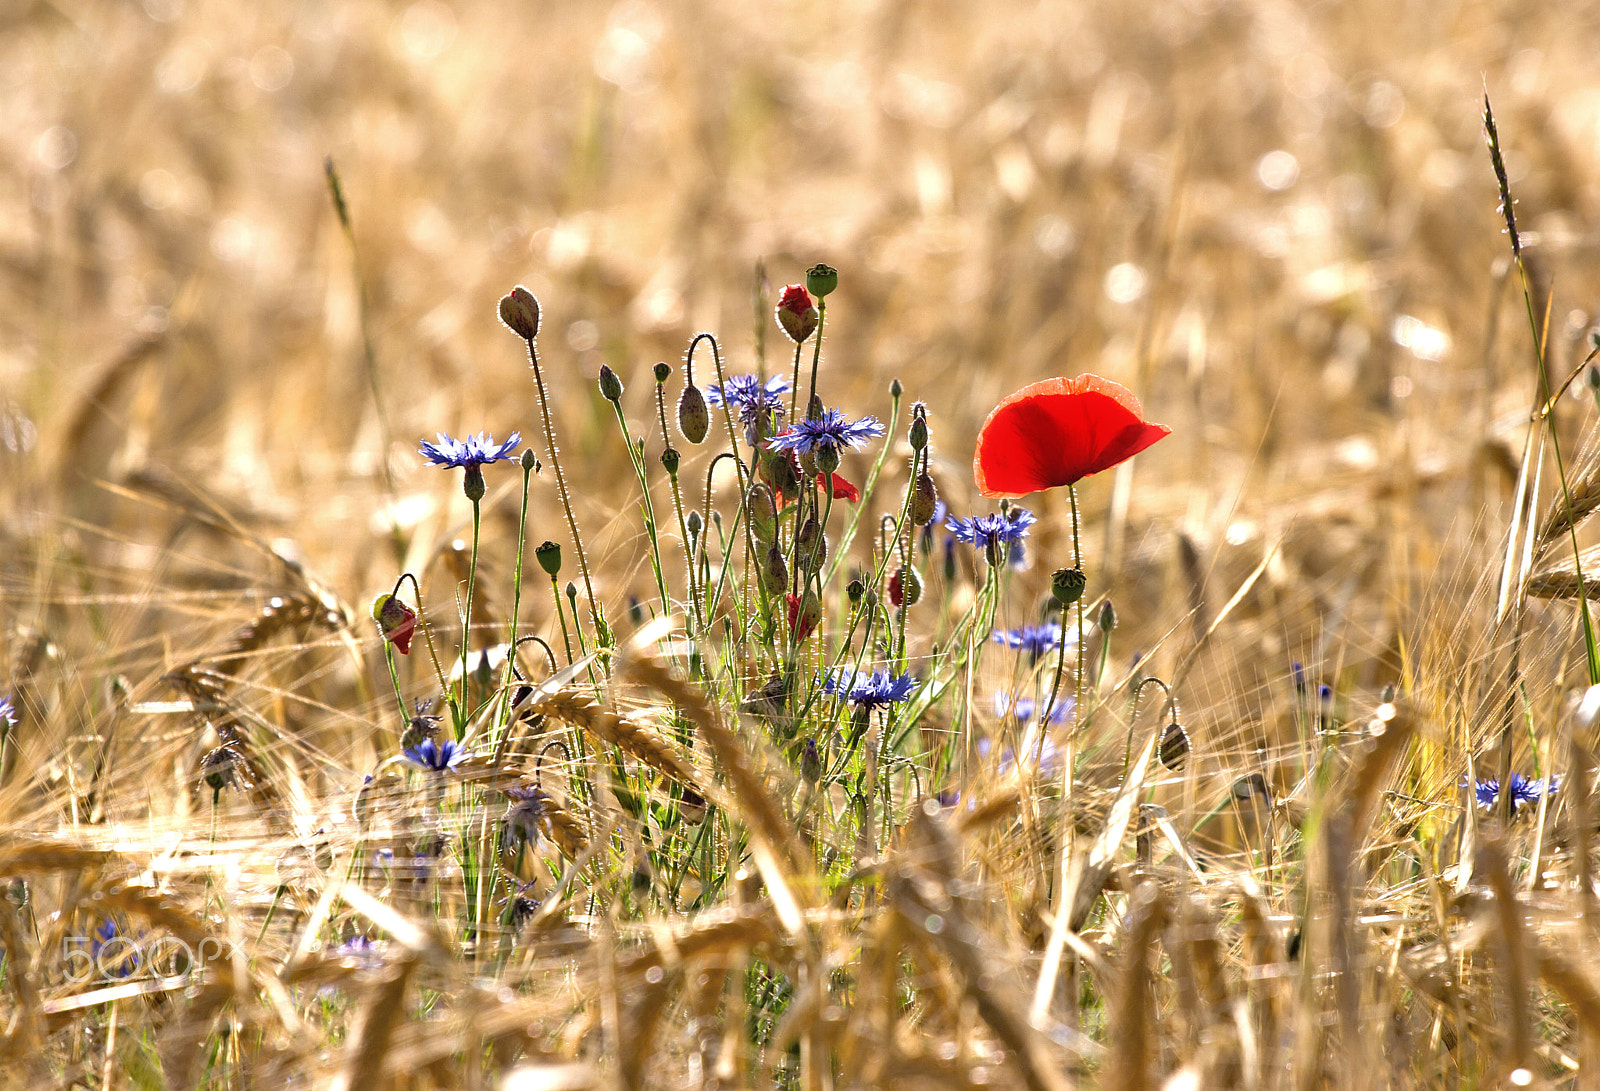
[598,364,623,402]
[805,263,838,298]
[910,472,938,525]
[535,540,562,578]
[678,384,710,444]
[1051,568,1086,607]
[498,286,541,340]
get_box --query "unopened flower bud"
[760,448,799,497]
[748,484,777,545]
[520,448,539,473]
[889,565,922,607]
[760,545,788,595]
[1098,599,1117,632]
[909,415,928,452]
[498,286,541,340]
[678,384,710,444]
[462,464,486,502]
[372,593,418,654]
[686,509,703,541]
[654,362,671,384]
[814,442,841,475]
[797,516,827,565]
[775,284,818,343]
[598,364,623,402]
[847,578,865,605]
[1051,568,1086,606]
[535,540,562,578]
[660,447,680,475]
[805,263,838,299]
[800,738,823,784]
[628,596,645,625]
[910,473,938,525]
[1159,721,1190,770]
[565,582,578,608]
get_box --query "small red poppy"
[974,374,1170,499]
[822,472,859,503]
[373,593,418,655]
[786,593,821,641]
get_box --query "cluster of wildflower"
[823,668,917,711]
[1467,772,1558,813]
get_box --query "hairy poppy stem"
[1041,486,1083,734]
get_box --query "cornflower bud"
[909,414,928,452]
[1098,599,1117,632]
[520,448,539,473]
[654,362,671,384]
[1051,568,1086,607]
[889,377,903,399]
[678,383,710,444]
[805,263,838,298]
[847,578,865,605]
[598,364,623,402]
[536,540,562,578]
[775,285,818,343]
[814,442,841,475]
[498,286,541,340]
[660,447,680,475]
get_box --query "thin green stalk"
[454,498,481,730]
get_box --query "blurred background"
[4,0,1600,725]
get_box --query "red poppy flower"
[974,374,1170,498]
[372,593,418,655]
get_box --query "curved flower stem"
[522,336,607,645]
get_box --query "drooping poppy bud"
[910,472,939,525]
[678,384,710,444]
[536,540,563,579]
[498,286,541,340]
[805,263,838,299]
[800,738,823,784]
[1051,568,1086,607]
[1158,720,1190,770]
[797,516,827,566]
[748,483,777,545]
[775,285,818,343]
[372,593,418,655]
[760,545,788,595]
[889,565,922,607]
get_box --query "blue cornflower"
[992,691,1073,727]
[946,508,1037,562]
[706,374,791,444]
[419,431,522,501]
[91,918,135,978]
[418,431,521,468]
[766,408,884,458]
[0,695,13,730]
[823,667,917,710]
[991,621,1075,658]
[404,737,467,773]
[1465,772,1558,812]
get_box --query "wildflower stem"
[550,574,575,665]
[522,337,607,645]
[823,388,903,587]
[454,498,482,728]
[804,300,827,417]
[1041,486,1081,731]
[495,462,536,745]
[608,403,672,614]
[787,338,804,424]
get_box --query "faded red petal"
[823,473,859,502]
[786,593,820,640]
[888,570,904,607]
[385,613,416,655]
[974,374,1170,498]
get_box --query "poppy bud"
[760,448,799,499]
[748,484,777,545]
[372,593,418,654]
[686,510,703,550]
[653,362,671,384]
[797,516,827,565]
[805,263,838,299]
[1158,721,1190,770]
[598,364,623,402]
[786,592,821,640]
[910,473,938,525]
[678,384,709,444]
[1051,568,1086,606]
[814,442,841,475]
[909,415,928,452]
[520,449,539,473]
[565,582,579,609]
[800,738,823,784]
[775,285,818,343]
[1098,599,1117,632]
[462,464,486,502]
[889,565,922,607]
[498,286,541,340]
[760,545,788,595]
[536,540,562,578]
[660,447,680,475]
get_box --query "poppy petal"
[974,374,1170,498]
[822,473,860,502]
